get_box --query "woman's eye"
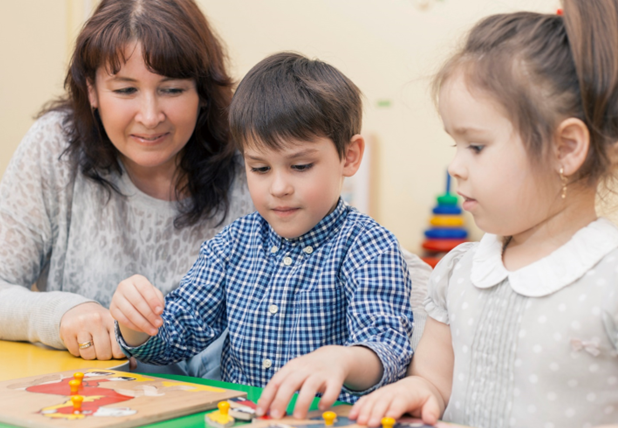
[468,145,484,154]
[292,163,313,171]
[161,88,186,95]
[113,87,137,95]
[250,166,270,173]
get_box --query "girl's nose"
[448,151,467,181]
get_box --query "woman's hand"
[60,302,125,360]
[109,275,165,347]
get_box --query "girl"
[349,0,618,427]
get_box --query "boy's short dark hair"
[229,52,362,159]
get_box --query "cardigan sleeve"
[0,113,94,349]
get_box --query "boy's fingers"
[120,283,162,330]
[256,375,281,417]
[112,297,159,335]
[317,379,340,411]
[135,279,165,315]
[293,377,324,418]
[268,373,304,419]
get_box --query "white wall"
[0,0,565,253]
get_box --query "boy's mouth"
[272,207,300,217]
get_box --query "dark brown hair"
[229,52,362,159]
[433,0,618,187]
[42,0,237,227]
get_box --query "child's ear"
[342,134,365,177]
[87,79,99,109]
[554,117,590,176]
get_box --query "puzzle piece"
[206,401,235,428]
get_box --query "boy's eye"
[113,87,137,95]
[291,163,313,171]
[250,166,270,173]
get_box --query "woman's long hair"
[42,0,237,227]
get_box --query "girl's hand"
[109,275,165,346]
[60,302,126,360]
[348,376,443,427]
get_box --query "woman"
[0,0,253,370]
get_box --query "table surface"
[0,340,128,382]
[0,339,320,428]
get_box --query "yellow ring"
[430,215,464,227]
[78,341,93,350]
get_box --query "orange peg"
[69,379,80,395]
[71,395,84,414]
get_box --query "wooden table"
[0,340,127,382]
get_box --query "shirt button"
[262,358,272,369]
[283,256,293,266]
[303,246,314,254]
[268,304,279,314]
[270,246,278,253]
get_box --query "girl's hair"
[41,0,237,228]
[433,0,618,188]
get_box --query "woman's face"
[88,42,200,179]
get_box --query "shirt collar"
[266,198,349,253]
[471,217,618,297]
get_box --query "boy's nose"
[270,172,293,197]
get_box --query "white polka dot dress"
[425,218,618,428]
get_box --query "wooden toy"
[69,379,80,395]
[322,410,336,426]
[430,215,464,227]
[71,395,83,414]
[421,172,468,268]
[381,416,395,428]
[0,368,245,428]
[227,397,257,421]
[205,401,235,428]
[74,372,85,386]
[248,404,466,428]
[424,228,468,239]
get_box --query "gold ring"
[78,341,93,350]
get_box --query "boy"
[110,52,414,419]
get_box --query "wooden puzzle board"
[249,405,468,428]
[0,368,245,428]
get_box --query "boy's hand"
[348,376,443,427]
[109,274,165,346]
[256,346,351,420]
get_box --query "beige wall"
[1,0,568,253]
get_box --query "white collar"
[470,217,618,297]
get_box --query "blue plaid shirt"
[118,199,414,403]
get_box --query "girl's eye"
[250,166,270,173]
[468,145,484,154]
[292,163,313,171]
[113,87,137,95]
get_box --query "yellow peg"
[381,417,396,428]
[71,395,83,414]
[205,401,235,428]
[323,411,337,426]
[73,372,84,385]
[68,379,80,395]
[218,401,230,416]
